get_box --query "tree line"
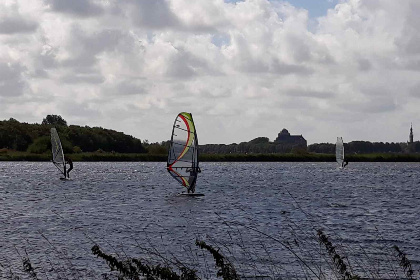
[1,116,418,155]
[0,115,146,154]
[200,138,419,154]
[144,137,418,155]
[308,141,420,154]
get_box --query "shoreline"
[1,151,420,162]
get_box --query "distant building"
[274,128,307,147]
[409,123,414,144]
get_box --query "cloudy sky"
[1,0,419,144]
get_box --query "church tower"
[409,123,414,144]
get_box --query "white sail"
[167,112,200,193]
[336,137,344,167]
[51,128,66,177]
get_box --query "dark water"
[0,162,419,279]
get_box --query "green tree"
[73,146,82,153]
[27,136,50,154]
[249,137,269,144]
[42,115,68,126]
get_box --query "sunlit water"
[0,162,419,279]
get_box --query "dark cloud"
[104,79,147,96]
[286,89,334,99]
[340,96,397,114]
[60,100,101,119]
[405,59,420,71]
[409,83,420,98]
[286,34,311,62]
[395,2,420,56]
[237,57,312,75]
[30,45,59,77]
[271,60,313,75]
[61,52,97,71]
[61,27,127,71]
[0,62,27,97]
[125,0,179,29]
[166,48,211,79]
[358,58,372,71]
[0,18,38,34]
[44,0,104,17]
[60,74,104,84]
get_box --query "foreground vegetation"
[5,205,418,280]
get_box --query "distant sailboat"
[167,112,203,196]
[336,137,345,168]
[50,128,67,179]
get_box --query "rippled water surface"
[0,162,419,279]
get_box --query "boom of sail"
[336,137,344,167]
[167,112,200,193]
[51,128,66,177]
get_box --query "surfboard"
[60,177,72,181]
[177,193,205,197]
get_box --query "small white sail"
[336,137,344,168]
[51,128,66,177]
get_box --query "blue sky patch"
[211,33,231,48]
[224,0,339,18]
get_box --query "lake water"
[0,162,419,279]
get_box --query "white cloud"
[1,0,420,144]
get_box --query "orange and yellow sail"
[167,112,199,192]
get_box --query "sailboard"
[51,128,66,179]
[167,112,203,196]
[336,137,344,168]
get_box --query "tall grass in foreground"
[4,217,417,279]
[2,191,418,280]
[4,227,419,279]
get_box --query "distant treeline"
[1,116,419,157]
[308,141,420,154]
[0,115,146,154]
[198,137,419,155]
[199,137,307,154]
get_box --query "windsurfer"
[187,167,201,193]
[65,156,73,178]
[342,160,348,168]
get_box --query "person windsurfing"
[187,167,201,193]
[342,160,348,168]
[65,156,73,178]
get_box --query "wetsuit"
[187,167,201,193]
[65,157,73,178]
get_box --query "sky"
[1,0,420,145]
